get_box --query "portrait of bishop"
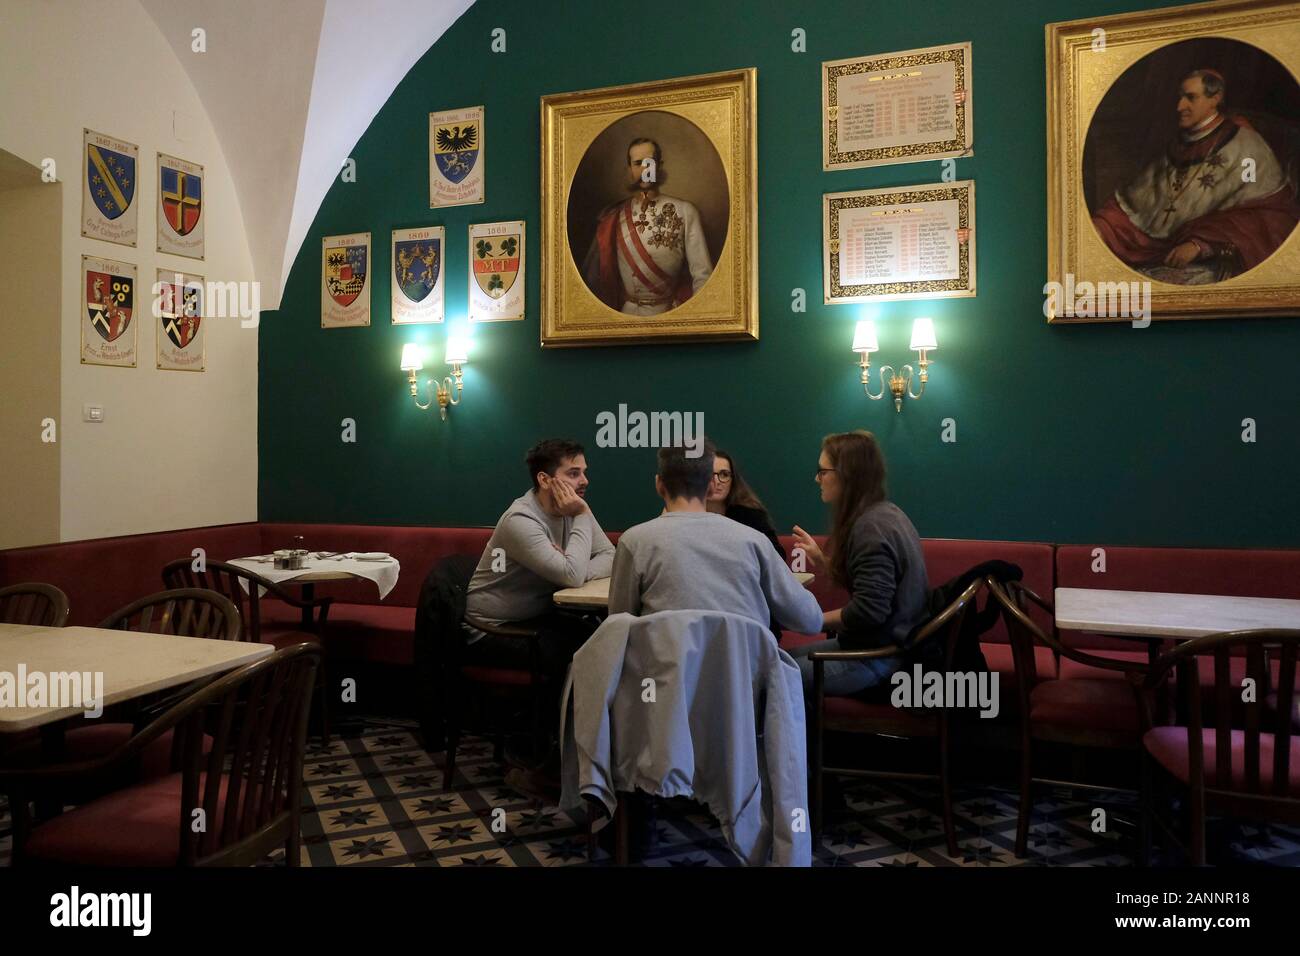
[1091,69,1300,285]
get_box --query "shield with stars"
[85,271,133,342]
[86,143,135,220]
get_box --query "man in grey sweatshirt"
[464,439,615,671]
[609,443,823,636]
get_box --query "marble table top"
[1054,587,1300,640]
[0,623,273,732]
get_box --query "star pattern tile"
[6,715,1300,870]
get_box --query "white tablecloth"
[228,554,401,600]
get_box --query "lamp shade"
[444,334,469,365]
[851,320,878,353]
[909,317,937,351]
[399,343,424,371]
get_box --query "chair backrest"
[414,553,480,751]
[98,587,242,641]
[1147,629,1300,801]
[124,643,320,865]
[909,577,983,670]
[990,578,1155,690]
[161,558,278,642]
[0,582,70,628]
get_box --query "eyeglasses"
[712,470,733,483]
[815,468,836,479]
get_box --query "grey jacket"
[560,610,812,866]
[466,489,615,628]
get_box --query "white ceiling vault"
[138,0,475,310]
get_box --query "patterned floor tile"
[307,779,377,805]
[5,713,1300,868]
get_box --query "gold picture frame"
[540,68,757,347]
[1046,0,1300,323]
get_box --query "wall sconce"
[852,317,937,412]
[401,335,469,421]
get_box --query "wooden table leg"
[300,583,315,629]
[34,723,66,821]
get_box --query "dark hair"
[822,431,888,588]
[626,137,662,166]
[626,137,666,189]
[711,448,768,512]
[657,440,716,501]
[526,438,585,490]
[1184,69,1225,103]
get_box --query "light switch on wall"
[83,404,104,423]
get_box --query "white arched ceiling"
[139,0,474,310]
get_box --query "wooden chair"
[162,558,332,740]
[445,612,548,788]
[808,578,985,856]
[987,577,1159,857]
[2,643,321,866]
[1,587,245,852]
[0,582,70,628]
[415,553,552,789]
[101,587,242,639]
[1140,628,1300,866]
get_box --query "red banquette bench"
[3,525,1297,684]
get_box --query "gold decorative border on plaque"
[823,42,972,170]
[1046,0,1300,322]
[824,181,976,303]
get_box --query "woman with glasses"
[788,430,930,696]
[706,448,786,560]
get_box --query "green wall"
[259,0,1300,547]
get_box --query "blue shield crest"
[433,123,479,184]
[394,239,441,304]
[86,144,136,220]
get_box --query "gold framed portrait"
[1046,0,1300,323]
[540,68,757,347]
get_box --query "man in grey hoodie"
[464,438,615,672]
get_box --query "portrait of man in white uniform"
[568,112,728,318]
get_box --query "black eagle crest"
[436,125,478,152]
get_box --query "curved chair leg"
[7,794,31,866]
[939,721,958,858]
[810,665,825,845]
[1190,779,1207,866]
[1139,750,1153,866]
[442,729,460,791]
[316,663,331,745]
[614,794,630,865]
[1015,735,1032,858]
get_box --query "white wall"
[0,0,258,542]
[0,153,61,549]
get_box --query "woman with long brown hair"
[706,448,785,559]
[789,430,930,695]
